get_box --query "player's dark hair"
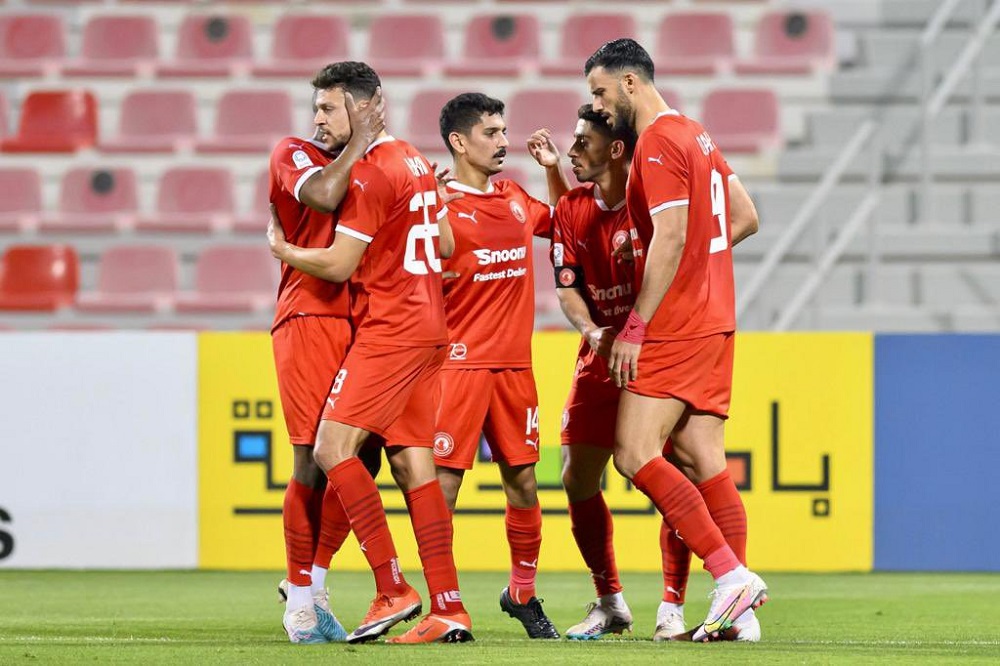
[584,38,655,82]
[311,61,381,100]
[577,104,637,159]
[439,92,505,155]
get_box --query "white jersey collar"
[365,135,396,154]
[594,186,625,212]
[447,179,495,195]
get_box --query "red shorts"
[561,353,621,449]
[321,342,446,448]
[272,316,352,445]
[433,368,540,470]
[627,332,735,418]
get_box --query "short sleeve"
[335,163,393,243]
[271,140,324,203]
[552,197,577,268]
[637,132,690,217]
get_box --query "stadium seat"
[660,87,684,113]
[0,14,65,77]
[735,11,836,75]
[39,168,139,233]
[366,15,445,77]
[0,244,79,311]
[505,88,584,153]
[701,88,782,153]
[100,90,198,154]
[175,245,278,313]
[0,91,7,138]
[540,14,637,76]
[195,90,293,154]
[157,14,254,78]
[407,89,464,153]
[0,90,98,153]
[0,168,42,232]
[252,15,350,78]
[77,246,178,314]
[233,171,270,233]
[655,13,735,76]
[444,15,540,77]
[137,167,234,233]
[63,16,158,77]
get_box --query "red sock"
[307,483,324,553]
[568,493,622,597]
[660,519,691,603]
[313,484,352,569]
[698,470,748,566]
[283,478,320,587]
[631,457,739,579]
[403,480,465,615]
[327,457,407,596]
[506,503,542,604]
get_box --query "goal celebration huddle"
[265,37,766,646]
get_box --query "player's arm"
[608,206,686,388]
[298,89,385,213]
[729,176,759,246]
[527,128,571,204]
[556,285,615,359]
[430,161,463,259]
[268,204,367,283]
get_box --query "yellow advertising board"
[199,331,872,572]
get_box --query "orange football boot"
[346,585,422,644]
[387,612,474,644]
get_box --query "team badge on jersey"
[292,150,313,169]
[509,201,526,223]
[558,267,576,287]
[612,230,629,250]
[433,432,455,457]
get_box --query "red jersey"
[440,178,553,369]
[336,136,448,347]
[626,111,737,341]
[269,136,351,331]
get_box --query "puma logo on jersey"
[473,246,527,266]
[352,179,367,192]
[577,239,589,250]
[457,210,479,224]
[326,397,339,410]
[525,438,539,451]
[647,155,664,165]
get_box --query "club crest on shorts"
[433,432,455,457]
[449,342,468,360]
[509,201,526,223]
[612,230,629,250]
[558,267,576,287]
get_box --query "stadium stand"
[655,13,736,76]
[76,246,179,314]
[444,14,541,77]
[156,14,254,78]
[366,14,445,77]
[137,167,235,234]
[0,244,79,311]
[63,15,159,78]
[540,13,638,77]
[0,14,65,78]
[735,10,837,75]
[701,88,782,153]
[1,90,97,152]
[100,90,199,154]
[0,168,42,233]
[195,89,294,154]
[252,15,350,78]
[174,245,278,314]
[40,168,139,233]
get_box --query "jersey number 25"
[404,190,442,275]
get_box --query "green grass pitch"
[1,570,998,664]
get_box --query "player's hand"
[266,204,288,259]
[612,235,635,264]
[526,128,560,168]
[585,326,616,359]
[608,338,640,388]
[345,86,385,149]
[429,161,464,206]
[442,271,461,280]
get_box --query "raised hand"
[346,86,385,149]
[429,161,465,206]
[526,128,560,168]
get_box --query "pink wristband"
[617,309,647,344]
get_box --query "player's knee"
[611,448,641,480]
[561,465,598,501]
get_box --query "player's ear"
[448,131,466,155]
[610,139,625,161]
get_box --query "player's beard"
[485,148,507,176]
[612,85,638,132]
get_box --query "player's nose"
[497,132,510,148]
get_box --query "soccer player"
[584,38,768,641]
[429,93,569,639]
[269,90,387,643]
[553,104,761,641]
[268,61,472,645]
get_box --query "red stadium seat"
[252,15,350,78]
[0,14,65,77]
[540,14,637,76]
[1,90,98,153]
[233,171,270,233]
[0,168,42,232]
[175,245,277,313]
[63,16,159,77]
[100,90,198,154]
[506,88,584,154]
[660,87,684,113]
[407,88,463,153]
[40,168,139,233]
[367,14,445,77]
[0,244,79,311]
[137,167,234,233]
[735,11,836,74]
[656,13,734,76]
[77,246,178,313]
[444,14,540,77]
[196,90,293,154]
[157,14,254,78]
[701,88,782,153]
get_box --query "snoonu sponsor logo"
[472,246,527,266]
